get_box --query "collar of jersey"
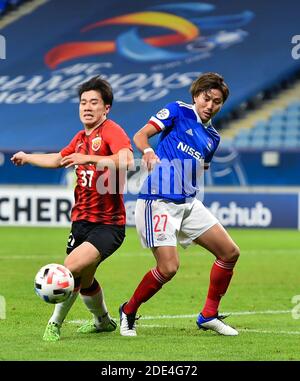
[192,105,211,128]
[85,118,107,137]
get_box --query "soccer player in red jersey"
[11,76,133,341]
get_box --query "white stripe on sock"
[151,268,166,284]
[215,259,236,270]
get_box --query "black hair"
[78,76,113,106]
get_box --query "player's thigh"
[193,223,240,261]
[179,199,218,248]
[66,221,90,254]
[86,224,125,262]
[135,199,183,248]
[65,224,125,277]
[64,241,100,276]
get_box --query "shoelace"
[126,314,141,330]
[217,314,229,321]
[49,322,59,328]
[216,314,238,330]
[47,323,59,333]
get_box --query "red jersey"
[61,119,132,225]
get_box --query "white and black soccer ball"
[34,263,74,304]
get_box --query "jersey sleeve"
[204,137,220,167]
[102,122,133,154]
[148,102,179,131]
[60,131,82,157]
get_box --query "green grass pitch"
[0,226,299,361]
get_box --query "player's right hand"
[10,151,27,166]
[142,151,160,172]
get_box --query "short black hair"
[78,76,113,106]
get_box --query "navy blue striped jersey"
[138,101,220,202]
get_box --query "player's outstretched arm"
[60,148,134,170]
[11,151,62,168]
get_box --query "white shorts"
[135,198,218,249]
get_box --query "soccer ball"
[34,263,74,304]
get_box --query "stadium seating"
[228,100,300,149]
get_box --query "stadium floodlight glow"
[0,35,6,60]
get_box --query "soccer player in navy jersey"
[11,76,133,341]
[120,72,240,337]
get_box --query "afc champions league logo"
[44,3,254,69]
[156,108,170,120]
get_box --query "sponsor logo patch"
[157,233,167,241]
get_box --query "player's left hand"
[10,151,28,166]
[61,153,90,168]
[142,151,160,172]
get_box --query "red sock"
[74,277,81,293]
[80,278,100,296]
[201,258,237,318]
[124,267,168,315]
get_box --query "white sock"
[80,286,110,327]
[48,290,80,327]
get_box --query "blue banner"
[0,187,298,229]
[1,0,300,151]
[203,193,299,228]
[125,192,300,229]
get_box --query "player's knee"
[158,264,179,280]
[227,243,240,262]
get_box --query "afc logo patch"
[156,108,170,120]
